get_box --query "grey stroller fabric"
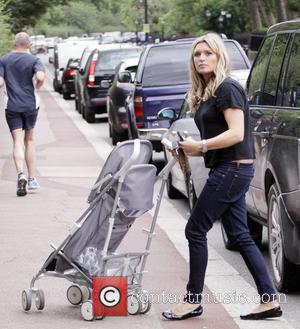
[88,140,153,203]
[55,140,156,276]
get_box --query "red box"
[93,276,128,316]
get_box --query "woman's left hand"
[179,137,203,156]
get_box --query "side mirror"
[157,107,177,121]
[49,56,54,64]
[118,70,132,83]
[79,68,84,75]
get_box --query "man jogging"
[0,32,45,196]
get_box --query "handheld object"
[177,131,184,141]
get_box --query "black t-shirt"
[194,77,255,168]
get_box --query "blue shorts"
[5,109,39,132]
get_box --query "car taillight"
[65,69,76,77]
[88,52,98,86]
[134,96,144,127]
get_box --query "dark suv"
[126,38,250,151]
[246,19,300,292]
[76,44,141,123]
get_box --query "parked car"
[74,44,100,113]
[159,100,201,211]
[74,43,126,113]
[126,37,250,152]
[76,44,141,123]
[245,19,300,292]
[51,39,99,94]
[107,57,140,145]
[30,35,48,54]
[160,19,300,293]
[61,58,80,100]
[45,36,60,49]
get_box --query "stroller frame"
[22,139,177,320]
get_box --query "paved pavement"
[0,84,292,329]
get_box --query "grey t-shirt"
[0,51,44,112]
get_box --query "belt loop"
[237,163,240,169]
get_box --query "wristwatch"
[202,139,208,153]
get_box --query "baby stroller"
[21,139,177,320]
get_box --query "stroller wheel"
[139,290,151,314]
[22,289,32,311]
[35,289,45,310]
[140,299,151,314]
[127,294,141,315]
[81,300,94,321]
[80,286,91,302]
[66,285,83,305]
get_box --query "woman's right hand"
[179,137,203,156]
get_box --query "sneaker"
[28,177,40,190]
[17,173,27,196]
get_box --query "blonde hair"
[187,33,230,112]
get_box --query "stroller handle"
[116,139,141,182]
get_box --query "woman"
[162,33,282,321]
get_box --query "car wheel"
[163,150,183,199]
[186,173,197,211]
[63,91,71,100]
[109,123,112,137]
[166,173,183,199]
[53,79,60,93]
[78,99,82,114]
[75,98,79,111]
[84,106,95,123]
[268,183,300,292]
[111,126,128,145]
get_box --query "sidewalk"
[0,86,283,329]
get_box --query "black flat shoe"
[240,306,282,320]
[162,305,203,320]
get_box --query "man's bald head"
[13,32,31,49]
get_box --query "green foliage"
[288,0,300,11]
[4,0,299,40]
[0,1,12,55]
[3,0,69,32]
[32,1,124,36]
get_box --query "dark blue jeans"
[185,162,277,303]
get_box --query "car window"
[224,41,248,70]
[80,48,93,70]
[142,44,191,87]
[179,99,194,119]
[261,34,289,105]
[248,36,275,105]
[282,33,300,108]
[125,65,138,81]
[96,49,141,71]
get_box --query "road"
[0,51,298,329]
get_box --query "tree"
[3,0,69,32]
[0,0,12,55]
[274,0,287,21]
[32,1,124,37]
